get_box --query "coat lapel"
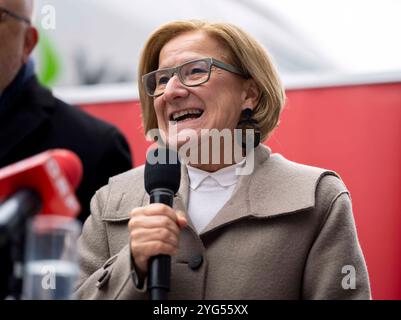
[199,146,267,235]
[175,164,199,232]
[200,145,337,235]
[101,164,191,220]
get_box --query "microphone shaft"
[0,189,42,247]
[148,189,174,301]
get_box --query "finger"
[132,240,179,258]
[130,228,179,248]
[176,210,188,229]
[129,215,180,236]
[131,203,178,222]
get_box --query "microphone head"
[0,149,82,217]
[144,148,181,194]
[50,149,83,189]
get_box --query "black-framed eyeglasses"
[142,57,249,97]
[0,6,31,25]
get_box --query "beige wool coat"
[75,145,371,299]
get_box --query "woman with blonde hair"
[75,20,370,299]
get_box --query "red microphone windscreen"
[0,149,83,217]
[50,149,83,190]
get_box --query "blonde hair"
[138,19,285,142]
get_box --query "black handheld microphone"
[144,148,181,300]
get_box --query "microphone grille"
[144,148,181,194]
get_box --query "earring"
[237,108,261,149]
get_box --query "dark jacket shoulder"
[0,76,133,222]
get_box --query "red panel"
[270,83,401,300]
[80,82,401,299]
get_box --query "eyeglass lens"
[147,59,210,96]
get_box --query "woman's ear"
[241,79,260,110]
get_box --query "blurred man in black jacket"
[0,0,133,298]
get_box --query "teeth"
[171,109,203,121]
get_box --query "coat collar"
[102,145,336,237]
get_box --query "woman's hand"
[128,203,188,279]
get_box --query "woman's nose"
[162,74,189,102]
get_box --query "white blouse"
[186,161,245,233]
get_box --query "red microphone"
[0,149,83,246]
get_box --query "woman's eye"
[190,67,207,74]
[157,76,170,85]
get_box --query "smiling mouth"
[169,108,204,123]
